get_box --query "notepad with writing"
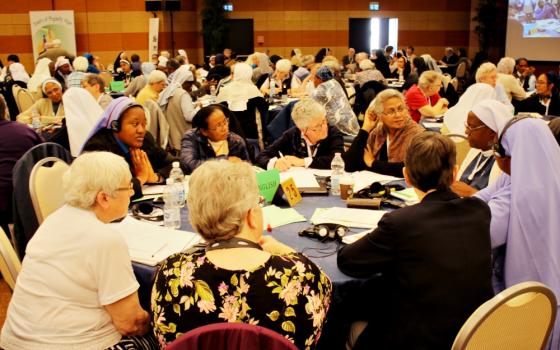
[110,216,202,266]
[311,207,388,228]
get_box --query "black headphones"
[110,120,121,132]
[493,115,532,158]
[299,223,348,242]
[131,202,163,222]
[355,182,405,199]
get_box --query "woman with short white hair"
[152,160,332,349]
[355,59,385,87]
[1,151,158,350]
[260,58,302,96]
[405,71,449,122]
[256,97,344,171]
[475,62,512,107]
[135,70,168,106]
[496,57,526,101]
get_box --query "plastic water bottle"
[31,109,41,130]
[169,162,185,207]
[269,78,276,103]
[163,178,181,229]
[210,85,217,102]
[330,153,345,196]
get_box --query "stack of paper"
[391,187,419,204]
[110,216,202,266]
[262,205,306,228]
[310,207,387,228]
[352,171,402,193]
[279,167,320,188]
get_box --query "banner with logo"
[29,11,76,62]
[149,18,160,59]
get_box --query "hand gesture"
[274,157,291,172]
[131,148,157,184]
[363,144,375,167]
[284,155,305,167]
[362,109,377,133]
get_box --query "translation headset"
[110,120,121,132]
[131,202,164,222]
[298,223,349,242]
[492,115,532,158]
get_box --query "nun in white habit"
[216,63,263,112]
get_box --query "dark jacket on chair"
[337,189,493,350]
[82,129,175,199]
[256,125,344,170]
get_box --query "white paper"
[342,229,372,244]
[262,205,306,228]
[142,184,166,195]
[110,216,202,266]
[279,167,320,188]
[311,207,388,228]
[352,171,402,192]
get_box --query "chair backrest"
[166,323,299,350]
[12,142,73,259]
[11,84,22,112]
[452,281,557,350]
[29,157,70,224]
[16,88,36,114]
[455,61,467,79]
[356,80,386,115]
[0,226,22,291]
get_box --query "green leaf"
[284,307,296,317]
[267,310,280,321]
[281,275,289,286]
[194,280,215,301]
[170,279,180,297]
[281,321,296,333]
[272,286,283,294]
[231,274,239,286]
[164,291,172,302]
[173,303,180,314]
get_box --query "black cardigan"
[82,129,176,199]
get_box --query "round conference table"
[132,192,386,349]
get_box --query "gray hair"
[322,57,341,72]
[300,54,315,67]
[63,152,131,210]
[148,70,167,84]
[275,59,292,73]
[418,70,443,90]
[497,57,515,74]
[368,89,406,116]
[475,62,497,83]
[187,160,259,242]
[359,59,375,71]
[291,98,326,129]
[355,52,368,63]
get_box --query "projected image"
[509,0,560,37]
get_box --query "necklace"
[206,237,263,251]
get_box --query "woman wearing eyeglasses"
[256,98,344,171]
[180,104,250,174]
[151,160,332,349]
[343,89,424,177]
[516,71,560,117]
[475,112,560,349]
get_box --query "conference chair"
[144,99,170,149]
[29,157,70,224]
[12,142,73,259]
[0,226,21,291]
[11,84,22,112]
[166,323,298,350]
[452,281,557,350]
[14,87,35,114]
[440,124,470,167]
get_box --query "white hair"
[359,59,375,71]
[148,70,167,84]
[418,70,443,90]
[497,57,515,74]
[355,52,368,63]
[368,89,406,116]
[63,152,131,210]
[475,62,497,83]
[291,98,326,129]
[322,58,341,72]
[275,59,292,73]
[73,56,88,72]
[187,160,259,241]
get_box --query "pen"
[279,151,285,158]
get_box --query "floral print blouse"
[151,249,332,349]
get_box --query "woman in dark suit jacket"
[516,72,560,116]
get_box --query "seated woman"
[152,160,332,349]
[256,98,344,171]
[338,132,492,350]
[451,100,512,197]
[0,152,157,350]
[82,97,175,199]
[114,59,140,88]
[312,66,359,136]
[17,78,65,125]
[260,58,302,96]
[389,55,411,81]
[405,71,449,123]
[180,104,250,174]
[343,89,424,177]
[516,71,560,116]
[475,116,560,348]
[82,74,113,110]
[355,59,385,88]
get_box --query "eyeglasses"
[115,182,134,192]
[306,120,326,133]
[382,105,407,117]
[207,118,229,131]
[464,122,487,133]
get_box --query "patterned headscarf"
[315,65,333,82]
